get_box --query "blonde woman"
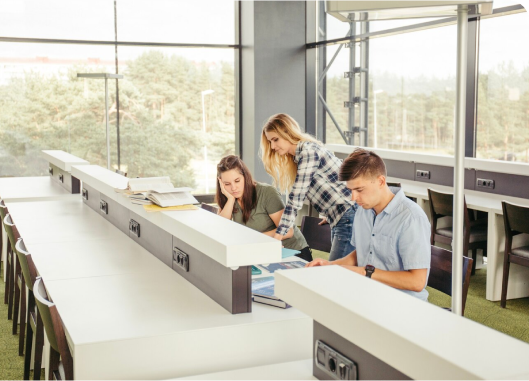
[260,113,356,260]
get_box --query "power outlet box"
[58,173,64,183]
[315,340,357,380]
[99,200,108,214]
[416,170,430,179]
[477,178,495,189]
[129,219,140,238]
[173,247,189,272]
[82,188,88,201]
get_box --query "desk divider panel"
[313,321,410,380]
[172,235,252,314]
[49,163,80,194]
[129,211,173,267]
[99,195,131,236]
[81,183,101,213]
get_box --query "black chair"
[3,213,21,323]
[428,245,473,316]
[15,239,45,380]
[427,188,487,275]
[201,203,219,214]
[1,199,9,304]
[387,182,401,188]
[500,201,529,308]
[34,277,73,380]
[300,216,332,253]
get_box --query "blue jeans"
[329,207,356,261]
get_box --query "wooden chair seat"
[436,224,488,243]
[511,246,529,259]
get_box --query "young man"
[307,148,431,301]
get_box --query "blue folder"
[282,248,301,258]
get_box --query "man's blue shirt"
[351,189,431,301]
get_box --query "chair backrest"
[428,245,473,315]
[3,213,21,248]
[427,188,472,229]
[387,182,401,188]
[0,199,7,221]
[201,203,219,214]
[33,278,67,353]
[502,201,529,237]
[300,216,332,253]
[15,238,38,292]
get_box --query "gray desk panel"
[172,235,252,314]
[99,195,130,235]
[129,211,173,267]
[81,183,100,213]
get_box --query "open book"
[146,188,198,208]
[115,176,175,194]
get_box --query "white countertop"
[41,150,89,172]
[6,198,313,379]
[275,266,529,380]
[0,177,78,202]
[179,359,315,380]
[71,165,283,268]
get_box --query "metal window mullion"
[465,17,480,158]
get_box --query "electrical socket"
[173,247,189,272]
[129,219,140,238]
[416,170,430,179]
[99,200,108,214]
[477,178,495,189]
[315,340,357,380]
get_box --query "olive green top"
[232,182,308,251]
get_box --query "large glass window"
[117,47,235,191]
[477,5,529,162]
[0,42,115,176]
[0,0,238,194]
[321,23,457,155]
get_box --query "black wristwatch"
[365,264,375,278]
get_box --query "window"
[477,7,529,162]
[0,0,238,194]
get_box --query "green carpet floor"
[1,255,529,379]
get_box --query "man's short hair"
[339,148,387,181]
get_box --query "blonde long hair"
[260,113,321,193]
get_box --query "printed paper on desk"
[143,204,198,212]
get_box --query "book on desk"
[252,276,291,309]
[115,176,198,208]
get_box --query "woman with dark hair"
[216,155,312,262]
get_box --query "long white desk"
[389,177,529,301]
[1,177,80,280]
[5,198,312,379]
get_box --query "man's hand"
[305,258,331,267]
[318,217,328,225]
[273,233,283,241]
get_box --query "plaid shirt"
[276,142,355,236]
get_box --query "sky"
[0,0,528,75]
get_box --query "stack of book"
[115,176,198,208]
[251,276,291,309]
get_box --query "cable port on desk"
[315,340,357,380]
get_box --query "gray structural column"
[240,1,306,183]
